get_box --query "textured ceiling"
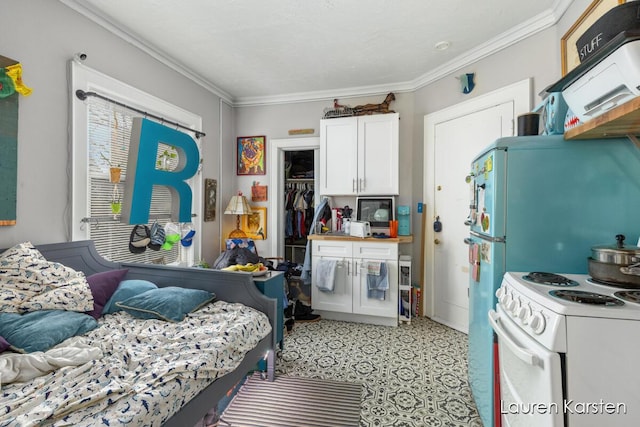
[61,0,564,104]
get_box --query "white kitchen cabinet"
[319,113,399,196]
[311,239,398,326]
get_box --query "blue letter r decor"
[122,117,199,224]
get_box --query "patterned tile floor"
[275,317,483,427]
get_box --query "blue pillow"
[115,287,215,322]
[0,310,98,353]
[102,279,158,315]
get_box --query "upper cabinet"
[319,113,399,196]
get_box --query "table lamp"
[224,191,252,238]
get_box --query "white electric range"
[490,272,640,427]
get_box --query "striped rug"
[220,372,362,427]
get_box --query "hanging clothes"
[300,197,330,284]
[284,183,314,240]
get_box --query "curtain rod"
[75,89,205,139]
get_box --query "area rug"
[220,372,362,427]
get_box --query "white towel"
[315,259,337,292]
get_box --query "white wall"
[0,0,223,265]
[1,0,599,271]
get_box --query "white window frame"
[70,60,202,264]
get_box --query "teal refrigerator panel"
[468,234,505,427]
[503,136,640,273]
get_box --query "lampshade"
[224,192,252,238]
[224,192,252,215]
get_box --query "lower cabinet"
[311,240,398,326]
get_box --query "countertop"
[307,233,413,243]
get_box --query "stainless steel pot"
[591,234,640,264]
[589,234,640,287]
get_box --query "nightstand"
[252,271,286,349]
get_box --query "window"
[71,62,202,264]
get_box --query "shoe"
[295,312,321,322]
[294,301,320,322]
[285,318,295,332]
[294,301,314,317]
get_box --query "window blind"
[86,96,181,264]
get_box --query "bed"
[0,240,277,427]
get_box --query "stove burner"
[613,290,640,304]
[587,278,640,290]
[523,272,579,287]
[549,290,624,306]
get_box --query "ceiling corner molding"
[58,0,234,103]
[411,7,562,91]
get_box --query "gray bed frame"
[31,240,277,427]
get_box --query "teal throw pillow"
[102,279,158,315]
[115,286,215,322]
[0,310,98,353]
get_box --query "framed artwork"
[237,135,266,175]
[251,182,268,202]
[203,178,217,222]
[560,0,625,76]
[241,206,267,240]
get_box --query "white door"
[424,78,531,333]
[431,102,513,332]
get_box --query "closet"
[283,150,315,264]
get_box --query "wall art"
[237,135,266,175]
[241,206,267,240]
[204,178,217,222]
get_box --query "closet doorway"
[268,137,320,261]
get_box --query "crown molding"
[58,0,234,103]
[231,0,573,106]
[59,0,573,107]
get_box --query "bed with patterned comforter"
[0,240,277,427]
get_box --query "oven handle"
[488,310,540,366]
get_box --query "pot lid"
[592,234,640,255]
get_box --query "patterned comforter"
[0,301,271,426]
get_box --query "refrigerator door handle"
[470,230,505,243]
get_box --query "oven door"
[489,305,564,426]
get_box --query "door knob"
[434,239,441,245]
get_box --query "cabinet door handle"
[359,178,364,192]
[353,179,356,192]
